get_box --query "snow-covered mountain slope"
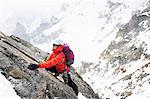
[79,1,150,99]
[1,0,150,99]
[0,0,148,62]
[0,73,20,99]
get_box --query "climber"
[28,39,78,95]
[28,39,66,76]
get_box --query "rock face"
[99,5,150,70]
[0,32,99,99]
[76,3,150,99]
[97,5,150,98]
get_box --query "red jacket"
[39,45,66,73]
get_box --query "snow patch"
[0,73,20,99]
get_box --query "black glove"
[28,64,39,70]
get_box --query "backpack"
[62,44,74,66]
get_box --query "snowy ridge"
[0,0,150,99]
[81,2,150,98]
[0,0,149,62]
[82,58,150,98]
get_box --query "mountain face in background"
[79,1,150,99]
[1,0,149,61]
[1,0,150,99]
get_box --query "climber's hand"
[28,64,39,70]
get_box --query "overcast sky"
[0,0,63,16]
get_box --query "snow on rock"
[0,73,20,99]
[78,92,87,99]
[1,0,150,99]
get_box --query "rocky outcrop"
[0,32,99,99]
[100,6,150,68]
[91,4,150,99]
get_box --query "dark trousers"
[46,66,60,77]
[63,73,79,95]
[46,66,79,95]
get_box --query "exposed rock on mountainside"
[96,6,150,97]
[100,5,150,70]
[78,3,150,99]
[0,32,99,99]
